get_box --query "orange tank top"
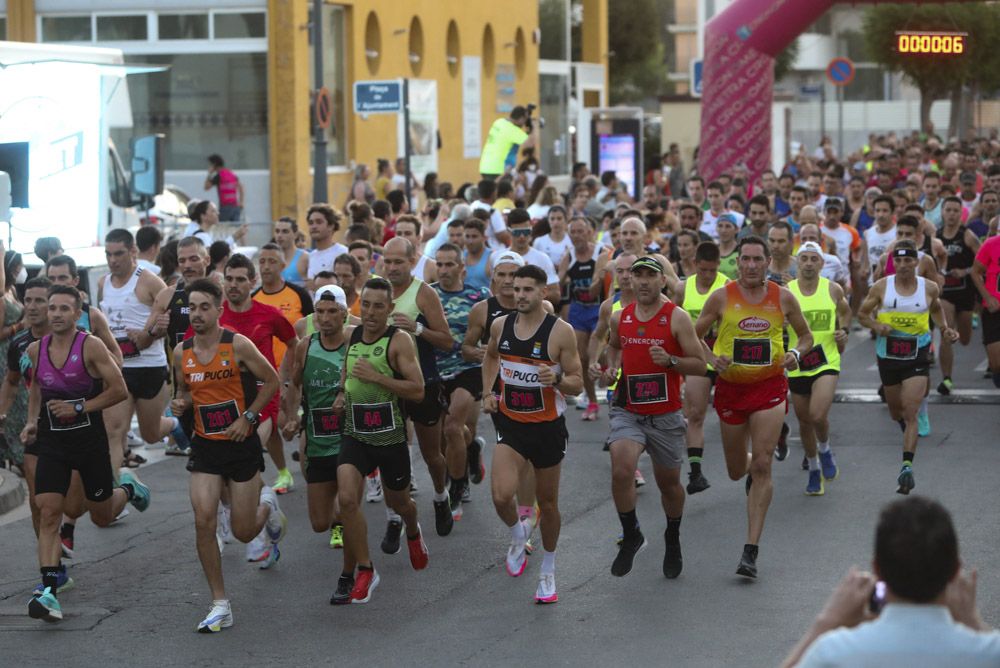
[182,330,259,440]
[712,281,785,384]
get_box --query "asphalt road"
[0,334,998,667]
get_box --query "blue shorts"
[568,302,600,333]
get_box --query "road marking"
[975,358,989,372]
[835,388,1000,404]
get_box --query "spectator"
[382,190,408,244]
[423,171,439,200]
[204,154,244,221]
[479,106,537,180]
[348,163,375,205]
[187,200,247,249]
[33,236,63,263]
[374,159,393,200]
[471,179,512,249]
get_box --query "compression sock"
[60,523,75,541]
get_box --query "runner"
[863,195,897,284]
[429,243,490,520]
[694,236,814,578]
[171,278,286,632]
[44,255,122,364]
[273,217,308,287]
[336,277,430,604]
[858,241,957,495]
[253,242,314,369]
[558,216,602,420]
[787,243,852,496]
[23,285,150,622]
[593,217,679,298]
[765,222,797,286]
[674,242,728,494]
[482,264,584,604]
[462,218,492,292]
[971,232,1000,389]
[604,257,706,578]
[935,197,981,395]
[281,285,354,601]
[305,203,349,289]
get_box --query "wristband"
[789,348,801,362]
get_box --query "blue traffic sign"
[826,57,855,87]
[690,59,703,98]
[353,80,402,114]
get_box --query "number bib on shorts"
[198,400,239,435]
[733,338,772,366]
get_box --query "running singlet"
[212,301,296,369]
[101,267,167,368]
[606,293,626,394]
[974,236,1000,305]
[876,276,931,362]
[168,283,191,345]
[281,248,307,286]
[464,250,491,292]
[496,313,565,423]
[344,326,406,446]
[567,256,600,305]
[432,282,489,379]
[683,273,728,368]
[788,277,840,377]
[865,226,897,272]
[182,330,259,441]
[482,296,514,345]
[392,277,439,383]
[938,225,975,293]
[8,329,39,385]
[614,301,683,415]
[713,281,785,384]
[252,282,314,367]
[302,334,345,458]
[718,249,739,280]
[36,332,105,443]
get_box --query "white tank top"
[865,226,897,269]
[884,275,927,314]
[100,266,167,368]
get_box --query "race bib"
[310,407,342,437]
[798,345,828,372]
[626,373,668,404]
[116,336,140,360]
[198,400,240,435]
[502,384,545,413]
[943,273,964,289]
[351,402,395,433]
[885,335,918,361]
[732,338,772,366]
[46,399,91,431]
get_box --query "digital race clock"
[895,31,967,55]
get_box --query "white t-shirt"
[412,253,430,280]
[820,251,849,285]
[864,224,897,270]
[472,200,508,250]
[491,247,559,286]
[526,203,551,221]
[533,234,573,268]
[137,258,159,275]
[307,243,349,279]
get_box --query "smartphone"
[869,580,886,614]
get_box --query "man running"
[44,255,122,364]
[936,197,981,395]
[23,285,150,622]
[604,257,706,578]
[971,232,1000,388]
[559,216,602,420]
[859,242,957,495]
[787,243,852,496]
[482,265,584,604]
[172,278,286,632]
[336,277,429,604]
[593,217,679,298]
[674,242,728,493]
[281,285,354,603]
[694,236,813,578]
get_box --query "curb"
[0,468,27,515]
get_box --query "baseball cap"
[718,212,741,227]
[797,241,824,257]
[824,197,844,211]
[630,256,664,274]
[314,284,348,309]
[493,250,526,268]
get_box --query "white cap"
[797,241,824,257]
[314,284,348,309]
[493,250,526,268]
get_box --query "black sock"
[743,543,758,559]
[358,563,373,572]
[340,571,354,581]
[60,523,75,540]
[41,566,60,595]
[618,509,639,538]
[688,448,703,474]
[119,483,135,501]
[903,452,914,465]
[457,475,469,487]
[666,516,682,541]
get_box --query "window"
[96,15,148,41]
[159,14,209,40]
[41,15,92,42]
[539,73,570,175]
[539,0,569,61]
[214,12,266,39]
[309,5,348,167]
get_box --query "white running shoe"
[197,600,233,633]
[259,485,287,543]
[366,474,384,503]
[535,572,558,604]
[505,519,529,577]
[245,528,270,563]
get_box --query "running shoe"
[245,529,270,563]
[381,519,403,555]
[164,443,190,456]
[937,377,953,396]
[535,572,558,604]
[819,450,838,481]
[258,542,281,570]
[330,575,354,605]
[505,519,529,577]
[60,527,74,559]
[118,469,150,512]
[918,410,931,437]
[468,437,486,484]
[582,403,599,421]
[449,481,465,520]
[113,507,130,522]
[611,531,646,577]
[28,587,62,622]
[271,469,294,495]
[217,502,233,548]
[329,524,344,549]
[686,470,710,494]
[366,474,384,503]
[663,530,682,579]
[407,526,429,570]
[350,568,380,604]
[896,465,915,495]
[634,469,646,488]
[523,505,540,555]
[434,496,455,536]
[736,544,758,579]
[805,470,824,496]
[33,566,74,595]
[774,422,790,461]
[197,600,233,633]
[260,485,287,543]
[461,485,471,503]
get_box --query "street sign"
[690,59,703,98]
[799,84,823,97]
[826,57,855,87]
[353,80,402,114]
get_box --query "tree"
[608,0,668,104]
[774,39,800,83]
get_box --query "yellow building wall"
[269,0,540,218]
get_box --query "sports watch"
[242,410,259,426]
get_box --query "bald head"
[384,236,415,260]
[619,218,647,253]
[798,205,820,226]
[799,223,821,244]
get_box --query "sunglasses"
[510,228,533,237]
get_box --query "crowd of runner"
[5,129,1000,631]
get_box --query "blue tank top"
[281,248,307,286]
[857,207,875,234]
[464,250,491,292]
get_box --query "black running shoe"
[736,544,758,579]
[434,498,454,536]
[467,437,485,485]
[330,575,354,605]
[663,531,682,579]
[610,531,646,577]
[774,422,790,461]
[686,470,710,494]
[381,520,403,555]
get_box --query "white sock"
[919,398,929,416]
[213,598,230,608]
[817,440,830,454]
[541,550,556,575]
[511,521,526,542]
[433,490,448,503]
[386,509,401,522]
[808,457,820,472]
